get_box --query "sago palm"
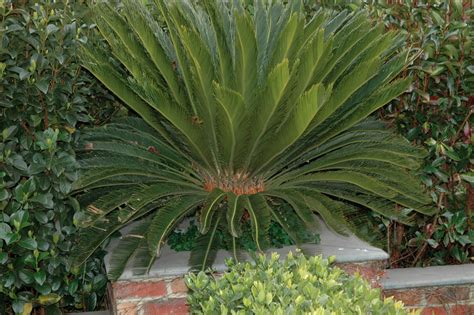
[73,0,435,279]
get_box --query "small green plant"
[167,219,319,252]
[186,252,416,315]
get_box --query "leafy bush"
[0,1,120,313]
[73,0,435,280]
[186,252,415,315]
[313,0,473,266]
[376,0,473,267]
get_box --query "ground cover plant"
[167,218,319,252]
[313,0,473,267]
[72,0,435,280]
[186,252,415,315]
[0,0,120,313]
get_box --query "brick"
[170,278,188,294]
[144,298,189,315]
[117,302,138,315]
[113,280,167,300]
[426,286,471,305]
[449,305,472,315]
[420,306,448,315]
[337,262,386,288]
[384,289,423,306]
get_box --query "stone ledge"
[382,264,474,290]
[105,217,388,281]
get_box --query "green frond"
[264,190,318,229]
[147,195,203,256]
[246,194,272,252]
[107,221,150,281]
[189,213,222,271]
[199,189,226,234]
[226,193,245,238]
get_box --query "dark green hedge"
[311,0,473,267]
[0,1,121,313]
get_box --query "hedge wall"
[0,1,121,313]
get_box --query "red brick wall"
[109,277,189,315]
[108,261,386,314]
[383,285,474,315]
[108,265,474,314]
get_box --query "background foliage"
[0,0,121,313]
[312,0,473,266]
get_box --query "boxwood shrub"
[186,252,416,315]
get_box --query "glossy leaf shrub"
[313,0,473,266]
[186,252,416,315]
[0,1,120,313]
[73,0,435,279]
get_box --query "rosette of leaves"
[73,0,435,279]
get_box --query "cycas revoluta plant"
[73,0,436,279]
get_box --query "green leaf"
[92,274,107,290]
[37,294,61,306]
[85,292,98,311]
[9,66,31,80]
[46,24,60,35]
[2,125,18,140]
[18,269,35,284]
[35,80,49,94]
[11,155,28,171]
[0,252,8,264]
[68,279,79,295]
[444,146,461,161]
[34,270,46,286]
[427,239,439,248]
[0,223,12,240]
[0,189,9,201]
[12,300,26,315]
[34,212,48,224]
[10,210,30,231]
[4,233,20,245]
[31,193,54,209]
[18,238,37,250]
[460,173,474,183]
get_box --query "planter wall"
[382,264,474,315]
[106,220,389,315]
[105,221,474,315]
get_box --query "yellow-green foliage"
[186,252,417,315]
